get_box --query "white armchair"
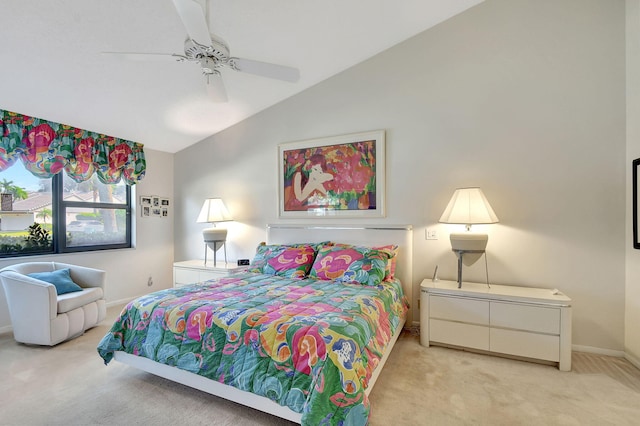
[0,262,106,346]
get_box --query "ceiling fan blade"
[102,52,183,62]
[205,72,228,103]
[172,0,212,47]
[232,58,300,83]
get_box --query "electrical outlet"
[425,228,438,240]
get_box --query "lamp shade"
[439,187,499,225]
[196,198,232,223]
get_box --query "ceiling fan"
[105,0,300,102]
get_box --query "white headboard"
[266,224,414,325]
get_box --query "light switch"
[426,228,438,240]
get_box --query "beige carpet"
[1,304,640,426]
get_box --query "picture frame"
[634,158,640,249]
[140,195,170,218]
[278,130,385,218]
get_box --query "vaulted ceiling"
[0,0,483,153]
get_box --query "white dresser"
[173,260,248,288]
[420,279,572,371]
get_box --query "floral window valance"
[0,109,146,185]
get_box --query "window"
[0,161,132,257]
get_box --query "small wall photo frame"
[140,195,170,218]
[160,198,170,218]
[278,130,386,218]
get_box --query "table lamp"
[196,198,232,266]
[439,187,498,288]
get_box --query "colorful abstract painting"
[279,130,385,218]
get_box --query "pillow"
[309,244,390,286]
[314,242,398,281]
[249,243,321,279]
[28,268,83,295]
[373,244,399,281]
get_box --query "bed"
[97,225,413,425]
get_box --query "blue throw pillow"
[28,268,83,295]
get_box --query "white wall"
[0,148,174,332]
[174,0,626,351]
[626,0,640,364]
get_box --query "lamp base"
[453,249,485,288]
[203,228,228,266]
[203,227,227,242]
[450,233,488,266]
[204,241,227,266]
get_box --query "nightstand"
[420,279,572,371]
[173,260,248,288]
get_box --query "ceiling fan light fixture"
[200,57,217,74]
[205,71,228,103]
[184,38,229,62]
[104,0,300,103]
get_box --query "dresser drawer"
[430,319,489,350]
[421,279,572,371]
[430,295,489,325]
[490,328,560,362]
[491,302,560,334]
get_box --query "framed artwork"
[278,130,385,218]
[634,158,640,249]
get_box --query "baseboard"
[572,344,626,358]
[106,296,142,308]
[625,351,640,370]
[0,325,12,336]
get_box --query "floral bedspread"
[97,272,407,425]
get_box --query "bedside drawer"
[174,269,200,285]
[491,328,560,362]
[200,271,222,281]
[430,319,489,350]
[491,302,560,334]
[430,295,489,325]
